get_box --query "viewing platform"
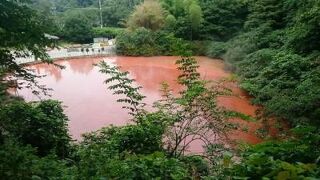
[15,44,116,65]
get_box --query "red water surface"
[17,56,272,144]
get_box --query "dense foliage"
[113,0,207,56]
[26,0,207,43]
[0,0,52,94]
[226,126,320,179]
[25,0,143,42]
[126,0,166,31]
[205,0,320,126]
[205,4,320,172]
[199,0,248,41]
[62,13,94,43]
[0,141,75,179]
[92,27,125,38]
[0,100,71,158]
[161,0,204,40]
[116,28,191,56]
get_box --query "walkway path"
[15,45,116,64]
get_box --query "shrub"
[199,0,248,41]
[126,0,166,31]
[0,140,75,180]
[77,121,188,179]
[238,50,320,125]
[63,14,93,43]
[116,28,191,56]
[92,27,125,38]
[77,151,188,179]
[0,100,72,158]
[81,123,164,155]
[227,126,320,179]
[206,41,227,58]
[188,40,210,56]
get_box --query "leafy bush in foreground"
[76,122,189,179]
[226,126,320,179]
[0,100,71,158]
[0,140,75,180]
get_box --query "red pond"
[17,56,278,145]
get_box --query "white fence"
[15,46,116,64]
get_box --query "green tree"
[76,0,94,7]
[285,0,320,54]
[126,0,166,31]
[199,0,248,40]
[164,14,177,31]
[0,0,55,101]
[92,27,125,38]
[29,0,60,34]
[0,140,75,180]
[101,0,142,27]
[116,28,190,56]
[63,13,93,43]
[244,0,286,30]
[188,1,203,39]
[160,0,204,40]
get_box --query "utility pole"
[99,0,103,28]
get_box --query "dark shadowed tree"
[0,0,53,99]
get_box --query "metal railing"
[15,46,116,64]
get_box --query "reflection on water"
[18,56,271,144]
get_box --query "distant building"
[93,37,108,43]
[108,39,115,46]
[44,33,59,48]
[44,33,59,40]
